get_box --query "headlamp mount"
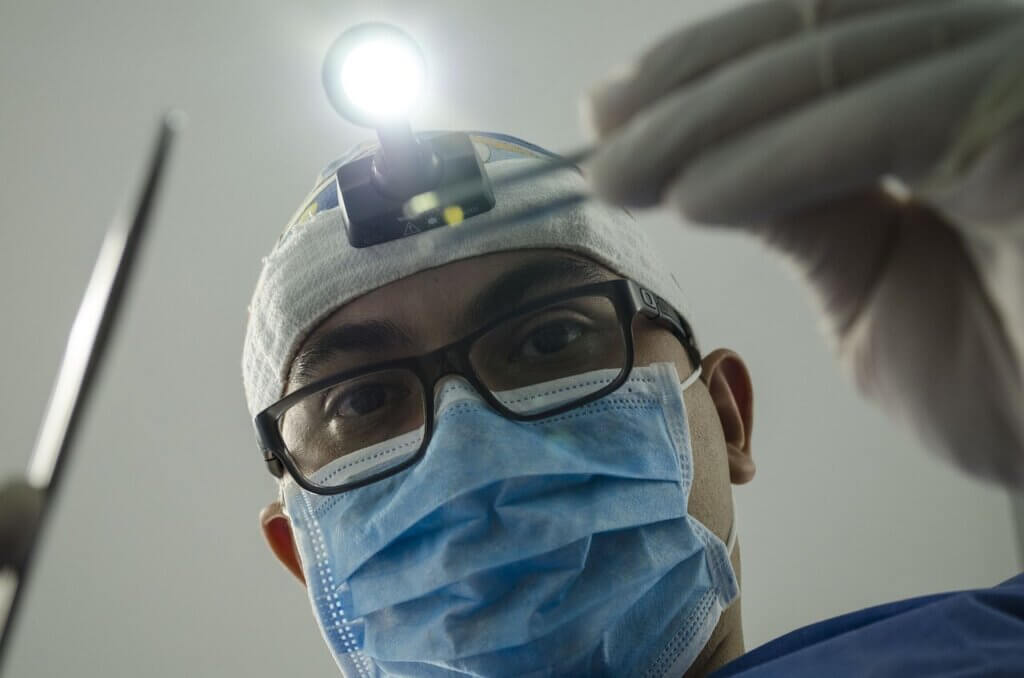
[337,130,495,248]
[323,23,496,248]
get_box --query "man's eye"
[334,383,409,417]
[516,321,585,359]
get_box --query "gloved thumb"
[766,189,1024,487]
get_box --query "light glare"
[340,37,424,121]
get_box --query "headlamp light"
[323,23,425,128]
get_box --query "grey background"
[1,1,1020,676]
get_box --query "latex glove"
[585,0,1024,486]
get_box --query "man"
[243,2,1024,675]
[246,134,753,675]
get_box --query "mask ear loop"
[679,366,702,391]
[725,497,738,556]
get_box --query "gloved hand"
[584,0,1024,486]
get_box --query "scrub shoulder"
[714,572,1024,677]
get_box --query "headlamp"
[322,23,495,248]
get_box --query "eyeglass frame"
[255,278,701,495]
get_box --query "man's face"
[260,248,755,672]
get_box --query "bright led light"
[323,23,426,127]
[341,38,424,121]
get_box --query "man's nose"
[427,346,478,400]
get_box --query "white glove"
[585,0,1024,486]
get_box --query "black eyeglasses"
[255,278,700,495]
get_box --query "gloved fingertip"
[583,141,662,208]
[584,64,639,137]
[578,96,606,143]
[582,157,624,206]
[581,89,617,139]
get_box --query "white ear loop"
[725,497,738,556]
[679,365,702,391]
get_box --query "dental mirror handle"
[402,144,595,220]
[0,112,182,672]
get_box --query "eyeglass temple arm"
[266,458,285,478]
[256,423,286,479]
[637,287,703,372]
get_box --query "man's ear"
[260,501,306,585]
[701,348,755,485]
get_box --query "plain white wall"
[1,1,1019,676]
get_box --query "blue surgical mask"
[282,362,739,677]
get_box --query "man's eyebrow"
[456,255,611,335]
[289,256,610,387]
[291,319,414,385]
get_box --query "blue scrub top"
[713,572,1024,677]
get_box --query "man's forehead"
[287,250,616,386]
[311,250,610,336]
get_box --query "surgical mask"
[282,362,739,677]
